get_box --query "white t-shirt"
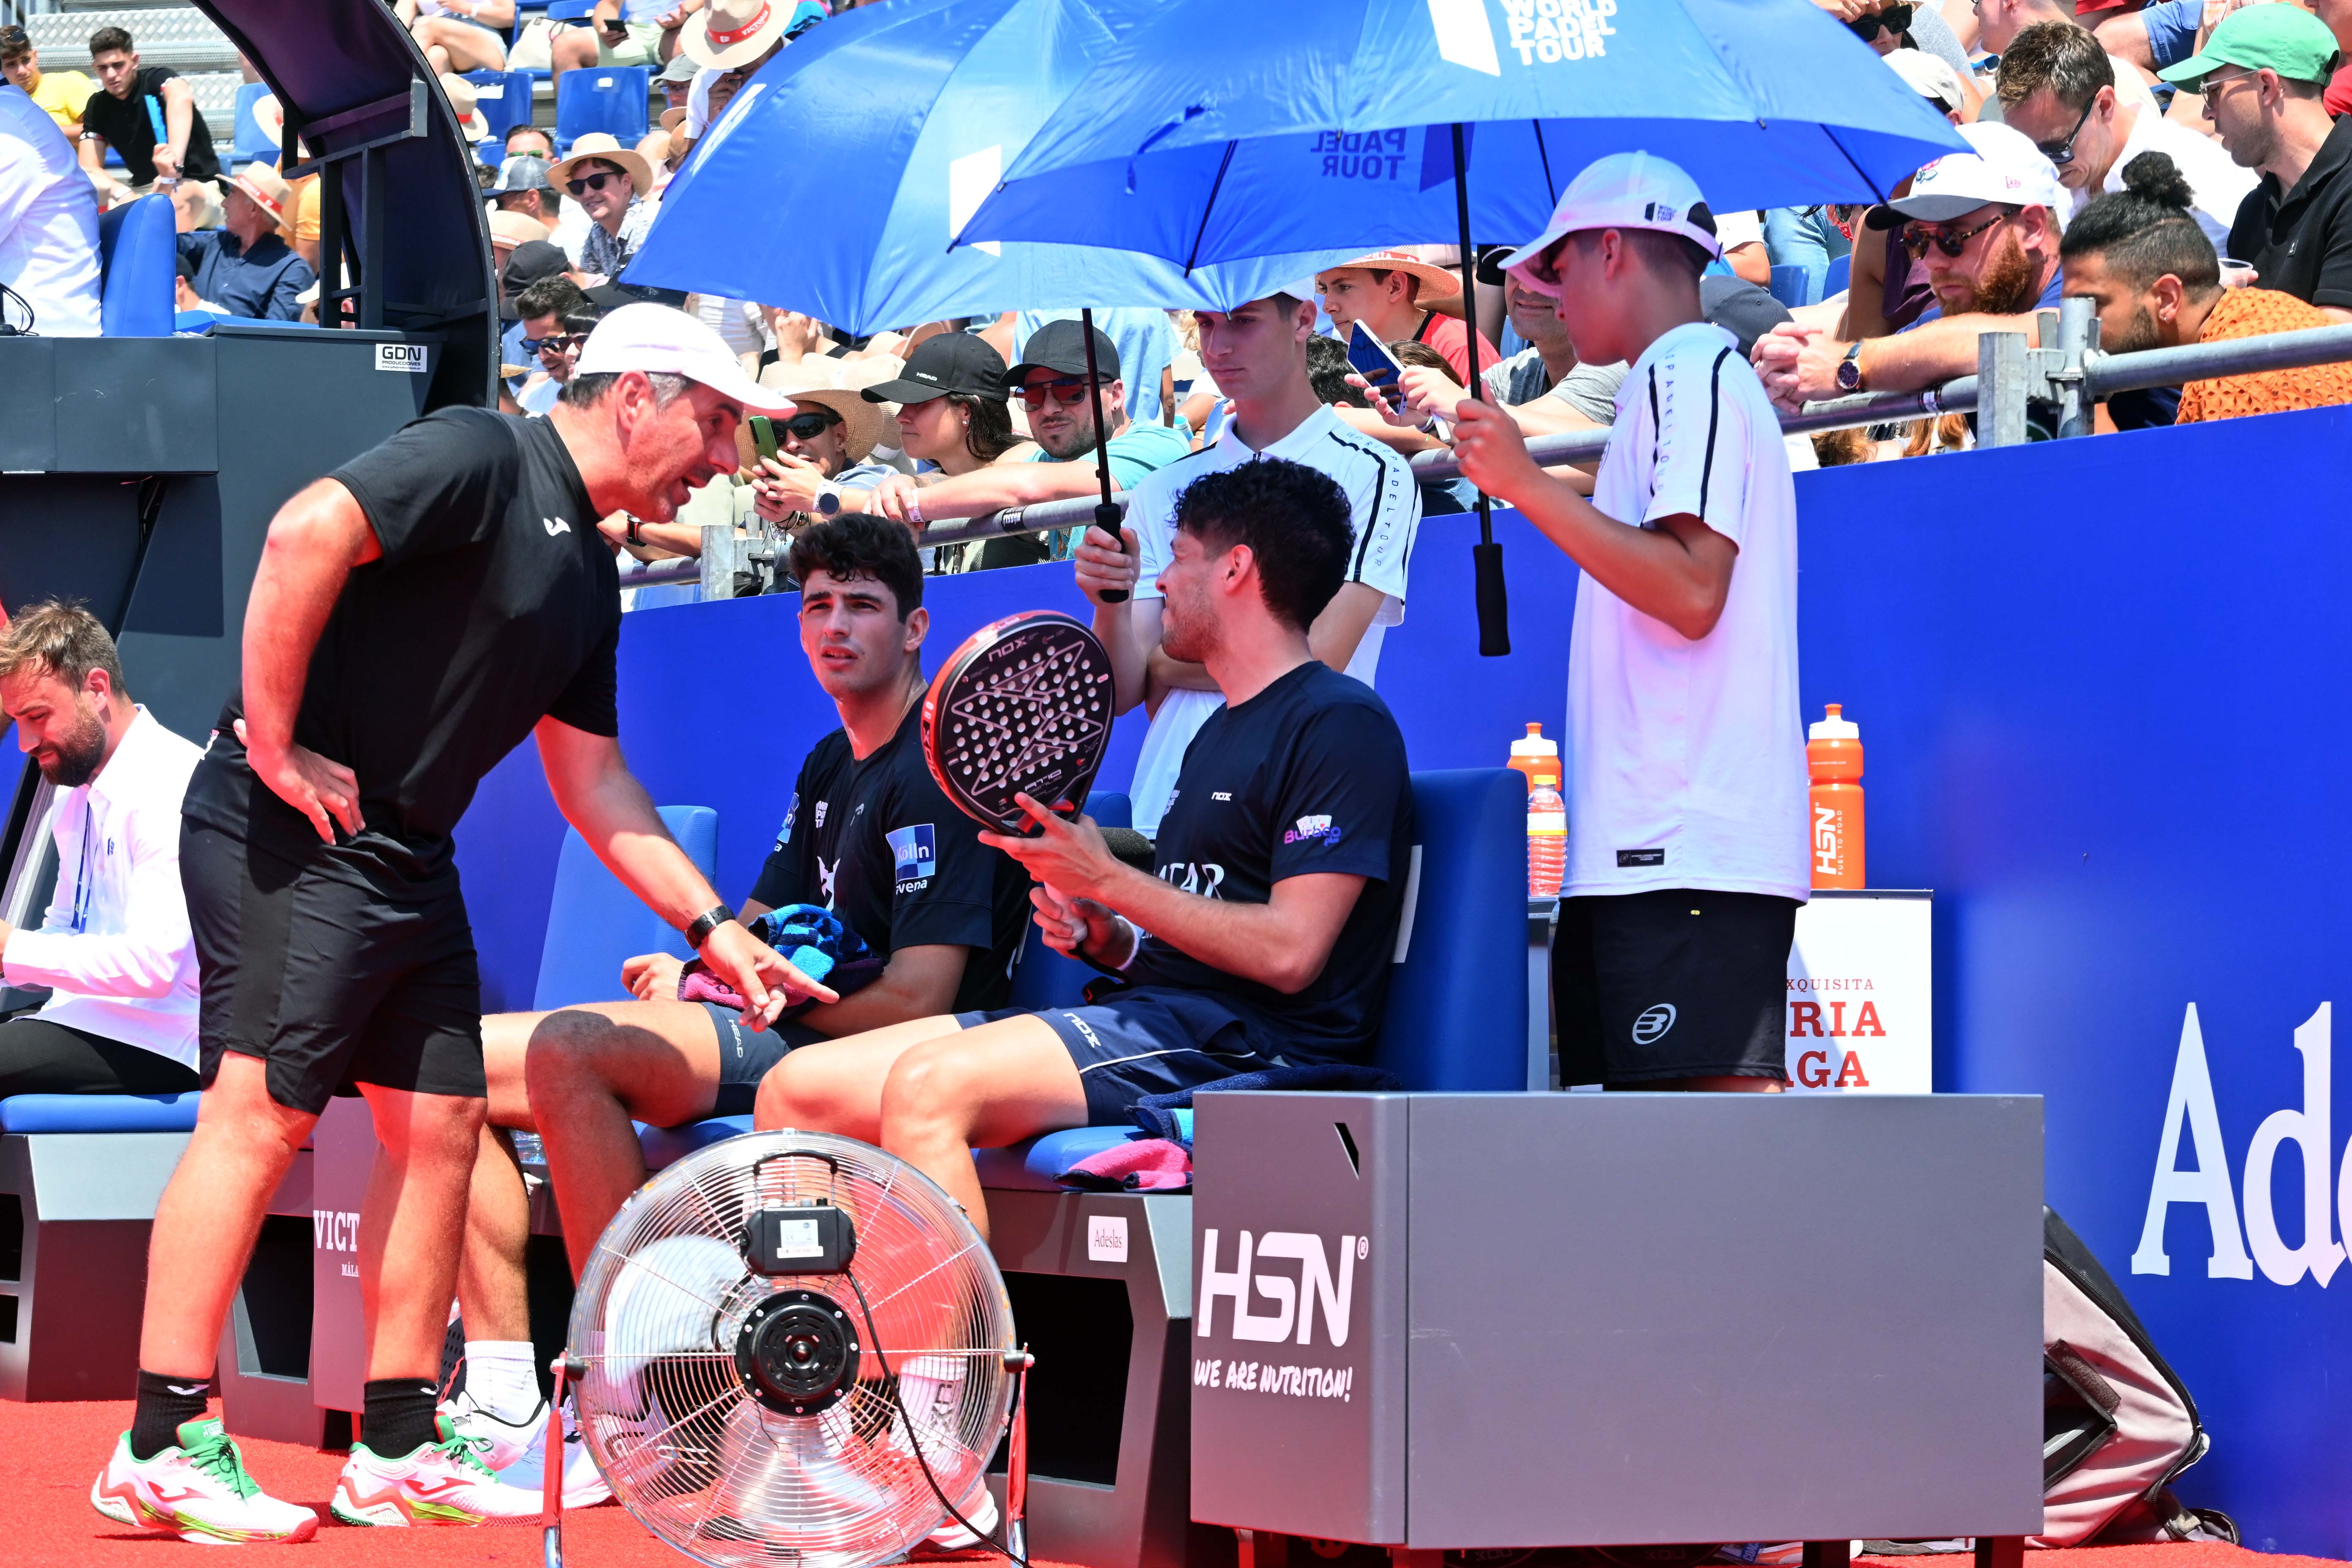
[0,84,101,337]
[2079,108,2254,252]
[1570,321,1807,901]
[1124,403,1421,835]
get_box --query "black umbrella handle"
[1454,122,1509,657]
[1079,307,1129,604]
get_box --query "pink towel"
[1061,1138,1193,1192]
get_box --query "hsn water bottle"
[1807,703,1864,889]
[1527,776,1566,898]
[1508,723,1558,795]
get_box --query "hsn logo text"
[1197,1229,1363,1347]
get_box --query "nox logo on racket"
[924,612,1117,836]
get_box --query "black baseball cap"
[1008,318,1120,383]
[1699,275,1792,357]
[862,330,1008,404]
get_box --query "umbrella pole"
[1079,306,1128,603]
[1454,122,1509,658]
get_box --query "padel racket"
[922,611,1116,837]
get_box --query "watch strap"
[684,904,736,950]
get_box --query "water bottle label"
[1527,812,1566,832]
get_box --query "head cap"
[2158,2,2342,87]
[1864,122,2066,228]
[1500,151,1723,297]
[860,332,1008,405]
[1884,47,1965,113]
[575,302,797,412]
[1008,318,1122,383]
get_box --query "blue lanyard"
[71,796,96,934]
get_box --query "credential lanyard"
[71,795,97,933]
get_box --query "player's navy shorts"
[701,1001,825,1116]
[1553,887,1800,1088]
[185,820,485,1116]
[956,986,1288,1124]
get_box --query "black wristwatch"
[626,516,644,547]
[1835,341,1866,393]
[683,904,737,950]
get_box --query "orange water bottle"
[1807,704,1864,889]
[1527,768,1566,898]
[1508,723,1557,795]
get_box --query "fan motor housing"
[744,1202,858,1275]
[735,1288,862,1416]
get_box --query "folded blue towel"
[1129,1063,1403,1144]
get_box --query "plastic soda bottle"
[1807,704,1864,889]
[1508,722,1558,794]
[1527,774,1566,898]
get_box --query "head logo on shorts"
[1632,1003,1677,1045]
[887,823,937,884]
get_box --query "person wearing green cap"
[2159,3,2352,321]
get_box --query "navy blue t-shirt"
[1129,661,1413,1063]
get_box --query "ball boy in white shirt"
[1451,152,1810,1091]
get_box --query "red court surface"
[13,1399,2338,1568]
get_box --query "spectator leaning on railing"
[0,79,102,337]
[0,603,205,1102]
[2000,21,2256,249]
[2062,149,2352,424]
[76,25,218,224]
[1754,124,2070,411]
[2158,4,2352,324]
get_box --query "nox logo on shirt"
[1160,862,1228,897]
[887,823,937,889]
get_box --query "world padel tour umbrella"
[621,0,1358,332]
[953,0,1971,652]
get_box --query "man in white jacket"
[0,601,202,1095]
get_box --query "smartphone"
[749,414,779,463]
[1346,322,1447,438]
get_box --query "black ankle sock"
[131,1369,212,1462]
[362,1377,443,1458]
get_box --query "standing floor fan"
[543,1130,1032,1568]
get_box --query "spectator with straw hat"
[176,163,313,320]
[436,72,493,146]
[1316,248,1500,384]
[489,209,549,281]
[549,132,654,282]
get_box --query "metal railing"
[634,306,2352,593]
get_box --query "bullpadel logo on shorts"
[1632,1003,1677,1045]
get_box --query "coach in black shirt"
[106,306,807,1528]
[754,457,1413,1244]
[77,27,217,189]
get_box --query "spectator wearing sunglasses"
[549,133,655,283]
[514,296,601,416]
[2001,22,2253,250]
[1754,124,2069,410]
[862,321,1191,560]
[1813,0,1975,86]
[748,369,899,526]
[2161,4,2352,323]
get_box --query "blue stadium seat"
[231,82,276,168]
[1372,768,1530,1091]
[531,805,718,1011]
[96,195,177,338]
[1769,263,1820,308]
[464,68,536,142]
[555,65,649,152]
[641,1112,752,1172]
[1825,251,1852,298]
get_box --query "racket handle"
[1474,539,1511,658]
[1092,501,1129,605]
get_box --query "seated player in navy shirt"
[755,458,1414,1246]
[442,515,1027,1498]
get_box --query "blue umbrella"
[953,0,1968,653]
[622,0,1359,332]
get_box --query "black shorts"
[1554,887,1800,1087]
[959,986,1285,1125]
[184,821,486,1115]
[701,1001,824,1116]
[0,1015,202,1098]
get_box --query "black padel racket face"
[922,611,1117,836]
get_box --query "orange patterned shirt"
[2175,288,2352,425]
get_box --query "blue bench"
[97,194,176,338]
[0,1091,199,1400]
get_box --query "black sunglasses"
[783,408,842,439]
[1899,210,2006,261]
[1846,2,1913,41]
[521,332,586,355]
[566,170,623,196]
[2034,95,2099,166]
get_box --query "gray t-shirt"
[1903,6,1973,82]
[1483,346,1621,423]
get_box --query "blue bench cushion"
[974,1127,1135,1192]
[0,1092,200,1133]
[639,1113,754,1172]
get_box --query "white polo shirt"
[2,707,205,1067]
[1569,321,1808,902]
[0,83,102,338]
[2076,109,2255,253]
[1124,403,1421,835]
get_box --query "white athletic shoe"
[919,1476,1001,1552]
[441,1390,548,1474]
[498,1398,612,1508]
[90,1418,321,1545]
[330,1416,549,1526]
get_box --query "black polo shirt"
[2227,113,2352,313]
[81,65,219,185]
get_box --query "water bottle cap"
[1808,703,1860,741]
[1510,722,1558,757]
